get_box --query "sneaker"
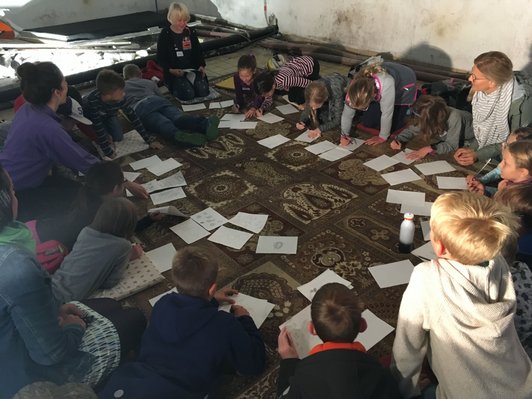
[205,116,220,141]
[174,130,207,147]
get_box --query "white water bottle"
[399,212,415,253]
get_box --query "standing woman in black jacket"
[157,2,209,101]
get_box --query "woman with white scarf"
[454,51,522,166]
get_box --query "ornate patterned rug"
[116,79,471,398]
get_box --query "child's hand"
[231,304,250,318]
[339,135,352,147]
[498,179,510,191]
[149,211,165,221]
[214,287,238,304]
[255,108,263,118]
[406,146,433,160]
[296,122,306,130]
[307,129,321,139]
[125,181,149,200]
[365,136,386,146]
[198,66,206,77]
[130,243,144,260]
[390,139,402,150]
[245,108,257,119]
[170,68,184,77]
[149,141,163,150]
[454,148,477,166]
[232,104,240,113]
[277,327,299,359]
[296,103,305,111]
[467,178,485,195]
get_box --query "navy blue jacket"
[99,292,265,399]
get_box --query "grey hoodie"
[392,256,532,399]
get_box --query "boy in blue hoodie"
[99,247,265,399]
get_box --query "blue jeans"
[135,96,208,141]
[169,71,209,101]
[102,115,123,142]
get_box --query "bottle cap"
[403,212,414,220]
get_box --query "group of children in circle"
[0,0,531,398]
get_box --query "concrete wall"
[4,0,532,71]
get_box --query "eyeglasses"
[468,71,488,82]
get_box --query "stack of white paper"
[229,212,268,234]
[219,293,275,328]
[305,141,337,155]
[368,260,415,288]
[150,187,186,205]
[170,219,210,244]
[146,243,177,273]
[208,225,253,250]
[257,134,291,149]
[297,269,353,301]
[130,155,162,171]
[256,236,298,254]
[364,155,400,171]
[415,160,455,176]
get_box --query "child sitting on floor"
[277,283,400,399]
[98,246,266,399]
[467,127,532,196]
[123,64,219,147]
[392,192,532,399]
[52,197,141,303]
[390,95,474,160]
[296,75,349,139]
[84,69,162,158]
[233,54,260,119]
[468,139,532,197]
[495,184,532,357]
[253,55,320,114]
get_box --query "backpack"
[36,240,69,274]
[420,78,472,112]
[509,71,532,130]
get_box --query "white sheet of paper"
[297,269,352,301]
[170,219,210,244]
[363,155,400,171]
[208,225,253,250]
[209,102,221,109]
[112,130,149,159]
[386,189,426,205]
[149,205,187,217]
[391,149,415,165]
[412,241,437,260]
[256,236,298,254]
[149,288,178,307]
[258,113,284,124]
[368,260,415,288]
[400,201,433,217]
[415,160,455,176]
[280,306,393,358]
[191,207,228,231]
[219,293,275,328]
[221,113,245,122]
[318,146,352,161]
[150,187,186,205]
[305,140,337,155]
[231,121,258,129]
[340,138,365,151]
[276,103,299,114]
[295,130,319,143]
[125,189,133,197]
[123,171,141,182]
[147,158,182,176]
[357,309,395,350]
[220,100,234,108]
[219,121,232,128]
[420,219,431,241]
[229,212,268,234]
[181,103,206,112]
[159,171,186,187]
[146,243,176,273]
[257,134,290,149]
[129,155,162,171]
[437,176,468,190]
[381,169,422,186]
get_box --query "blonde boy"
[392,192,532,399]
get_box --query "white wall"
[4,0,532,71]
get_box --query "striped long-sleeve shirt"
[84,90,153,156]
